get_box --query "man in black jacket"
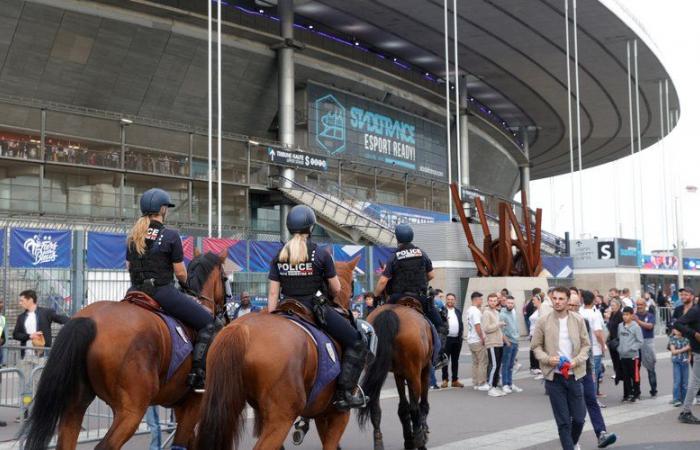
[441,293,465,388]
[13,289,69,355]
[673,287,700,425]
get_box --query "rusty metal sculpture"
[450,183,543,277]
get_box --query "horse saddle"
[122,291,194,381]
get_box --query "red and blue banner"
[0,228,4,262]
[10,228,72,268]
[249,241,283,272]
[372,246,396,275]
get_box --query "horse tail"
[20,317,97,450]
[358,308,400,429]
[195,324,249,450]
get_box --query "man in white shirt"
[579,291,607,398]
[441,293,464,388]
[465,291,489,391]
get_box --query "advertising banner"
[372,246,396,275]
[615,238,642,267]
[333,244,367,275]
[0,229,4,263]
[267,146,328,171]
[10,228,72,268]
[307,82,447,180]
[684,258,700,271]
[371,203,450,226]
[541,256,574,279]
[87,232,126,269]
[249,241,283,272]
[570,239,616,269]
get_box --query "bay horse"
[358,301,434,450]
[194,255,361,450]
[20,249,229,450]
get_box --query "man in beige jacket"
[531,286,591,450]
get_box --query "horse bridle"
[190,264,228,321]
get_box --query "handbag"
[607,337,619,351]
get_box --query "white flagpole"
[217,0,222,238]
[207,0,213,237]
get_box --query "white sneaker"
[475,383,491,391]
[502,385,513,394]
[511,384,524,393]
[574,444,581,450]
[488,387,506,397]
[534,374,544,380]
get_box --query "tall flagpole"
[443,0,453,219]
[573,0,584,237]
[217,0,222,238]
[207,0,213,237]
[564,0,576,239]
[452,0,461,194]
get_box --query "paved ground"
[1,335,699,449]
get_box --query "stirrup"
[333,385,368,410]
[433,354,448,370]
[187,371,205,393]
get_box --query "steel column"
[278,0,296,242]
[459,75,470,188]
[626,41,638,240]
[443,0,453,219]
[564,0,576,239]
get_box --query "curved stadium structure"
[0,0,679,241]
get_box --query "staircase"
[271,176,397,247]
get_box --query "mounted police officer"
[373,223,449,369]
[126,188,219,393]
[267,205,368,410]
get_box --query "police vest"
[387,244,427,296]
[127,222,175,287]
[277,242,327,299]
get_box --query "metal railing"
[272,175,395,245]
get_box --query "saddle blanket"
[155,312,193,382]
[283,315,341,406]
[428,321,441,366]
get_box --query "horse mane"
[187,252,221,294]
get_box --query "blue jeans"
[593,355,603,391]
[429,366,437,386]
[145,406,161,450]
[501,342,518,386]
[673,360,689,403]
[545,374,586,450]
[582,373,606,438]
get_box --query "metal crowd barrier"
[655,306,673,335]
[0,345,175,448]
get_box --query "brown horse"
[194,256,361,450]
[20,249,229,450]
[358,302,434,450]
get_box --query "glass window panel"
[45,136,121,169]
[0,130,41,161]
[193,135,247,183]
[406,177,432,211]
[126,125,189,154]
[125,147,189,177]
[122,175,190,223]
[0,161,39,212]
[0,103,41,130]
[191,182,247,229]
[43,167,120,218]
[46,110,120,142]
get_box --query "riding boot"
[433,323,449,370]
[333,340,369,410]
[187,319,223,393]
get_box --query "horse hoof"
[413,430,427,448]
[404,440,415,449]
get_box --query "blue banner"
[249,241,283,272]
[333,244,367,275]
[87,232,127,270]
[0,229,4,263]
[227,241,248,272]
[372,246,396,275]
[542,256,574,279]
[684,258,700,271]
[10,228,72,268]
[369,203,450,227]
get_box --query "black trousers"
[388,293,443,329]
[487,346,503,387]
[137,284,213,330]
[441,336,462,381]
[545,374,586,450]
[609,346,623,384]
[620,357,641,399]
[529,348,540,370]
[299,298,360,349]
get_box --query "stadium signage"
[308,83,447,180]
[267,147,328,171]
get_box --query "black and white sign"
[267,147,328,171]
[597,241,615,260]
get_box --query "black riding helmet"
[286,204,316,234]
[395,223,413,244]
[140,188,175,215]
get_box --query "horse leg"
[370,396,385,450]
[254,412,296,450]
[394,374,414,450]
[418,366,430,450]
[316,410,349,450]
[406,374,427,450]
[94,406,148,450]
[55,392,95,450]
[172,394,201,449]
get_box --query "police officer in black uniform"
[373,223,448,369]
[126,188,220,392]
[267,205,367,410]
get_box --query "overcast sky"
[528,0,699,253]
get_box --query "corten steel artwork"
[450,183,543,277]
